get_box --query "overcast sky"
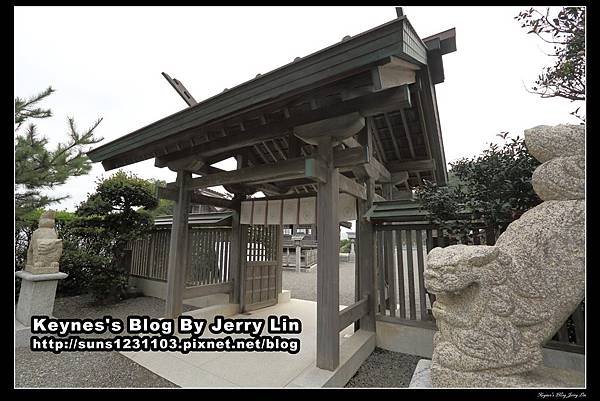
[14,6,582,214]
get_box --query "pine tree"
[15,86,103,219]
[516,7,585,120]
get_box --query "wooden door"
[241,225,281,312]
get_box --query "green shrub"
[339,239,351,253]
[416,134,541,242]
[68,171,157,304]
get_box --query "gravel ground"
[15,294,196,388]
[15,348,177,388]
[282,258,356,306]
[346,348,425,388]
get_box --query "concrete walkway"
[120,299,367,387]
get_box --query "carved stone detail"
[25,210,63,274]
[424,124,585,387]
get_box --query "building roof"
[88,13,456,191]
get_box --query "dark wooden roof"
[88,14,456,191]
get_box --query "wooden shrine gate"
[240,224,283,312]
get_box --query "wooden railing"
[373,222,585,353]
[128,226,232,287]
[282,247,317,268]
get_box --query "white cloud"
[14,6,583,211]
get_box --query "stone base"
[15,318,35,348]
[278,290,291,304]
[15,270,67,326]
[409,359,433,387]
[411,360,585,388]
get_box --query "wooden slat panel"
[384,230,396,317]
[426,229,433,252]
[150,234,157,279]
[224,229,230,282]
[211,230,218,284]
[218,230,224,283]
[148,234,156,279]
[160,231,169,280]
[276,226,283,296]
[186,231,194,285]
[395,230,406,319]
[416,230,428,320]
[199,230,207,285]
[195,230,203,284]
[261,263,268,302]
[377,230,387,315]
[376,314,437,330]
[212,229,218,284]
[572,303,585,346]
[557,323,569,342]
[405,229,416,320]
[250,226,255,262]
[204,229,211,284]
[544,340,585,354]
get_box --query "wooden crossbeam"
[387,159,435,173]
[368,157,392,182]
[390,171,409,185]
[190,162,285,196]
[399,108,416,159]
[370,117,387,163]
[341,137,361,148]
[332,147,370,169]
[163,147,370,192]
[173,157,328,190]
[383,112,403,161]
[415,90,433,159]
[183,281,233,300]
[155,153,204,170]
[339,297,369,332]
[157,186,235,209]
[271,139,287,160]
[294,113,364,146]
[338,174,367,200]
[261,141,278,162]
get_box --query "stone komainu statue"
[424,125,585,387]
[25,210,63,274]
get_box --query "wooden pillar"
[357,177,376,331]
[229,194,243,305]
[356,118,376,332]
[165,170,191,318]
[276,225,283,295]
[229,154,246,305]
[295,243,302,272]
[316,136,340,371]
